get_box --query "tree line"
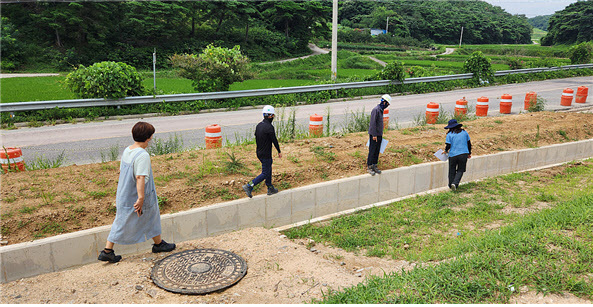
[541,0,593,46]
[0,0,562,72]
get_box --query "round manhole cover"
[151,248,248,294]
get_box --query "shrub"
[463,51,494,83]
[375,60,405,82]
[169,44,253,93]
[64,61,145,99]
[568,42,593,64]
[506,58,525,70]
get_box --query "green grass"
[284,160,593,303]
[531,28,548,44]
[0,76,73,103]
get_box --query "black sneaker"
[372,164,382,174]
[98,250,122,263]
[267,186,279,195]
[367,166,376,176]
[242,184,253,198]
[152,240,176,253]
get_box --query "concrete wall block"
[532,147,549,169]
[397,166,416,197]
[574,140,591,160]
[265,192,292,228]
[1,241,54,282]
[206,203,238,236]
[379,169,399,201]
[237,197,266,229]
[546,144,563,164]
[413,164,432,193]
[500,151,518,173]
[337,178,360,211]
[463,157,478,182]
[291,187,316,223]
[166,209,207,243]
[516,148,536,172]
[483,153,502,178]
[430,162,448,189]
[50,231,99,271]
[358,175,380,206]
[314,182,339,218]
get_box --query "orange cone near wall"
[309,114,323,137]
[454,97,468,116]
[383,109,389,130]
[561,88,574,106]
[205,124,222,149]
[426,102,440,124]
[524,92,537,110]
[575,86,588,103]
[500,94,512,114]
[1,147,25,172]
[476,96,489,117]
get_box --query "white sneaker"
[450,184,456,191]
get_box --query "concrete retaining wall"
[2,139,592,283]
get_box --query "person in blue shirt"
[444,119,472,191]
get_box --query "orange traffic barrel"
[575,86,588,103]
[205,124,222,149]
[561,88,574,106]
[426,102,439,124]
[500,94,512,114]
[1,147,25,173]
[454,98,468,117]
[309,114,323,137]
[524,92,537,110]
[383,109,389,130]
[476,96,489,117]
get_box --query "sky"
[482,0,580,17]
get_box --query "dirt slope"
[1,111,593,245]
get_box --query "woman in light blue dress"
[99,122,175,263]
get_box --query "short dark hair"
[132,122,155,142]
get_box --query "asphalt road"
[1,76,591,166]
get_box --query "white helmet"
[262,105,275,115]
[381,94,392,104]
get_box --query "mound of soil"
[1,111,593,245]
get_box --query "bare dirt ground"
[1,111,593,304]
[2,111,593,246]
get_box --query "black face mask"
[265,116,274,123]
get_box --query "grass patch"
[283,160,593,303]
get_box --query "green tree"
[463,51,494,84]
[170,44,253,93]
[568,42,593,64]
[1,17,22,71]
[64,61,145,99]
[541,1,593,45]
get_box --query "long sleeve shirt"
[255,118,281,159]
[368,104,384,137]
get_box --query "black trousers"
[448,153,468,187]
[367,135,382,166]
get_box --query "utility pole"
[331,0,338,81]
[459,26,464,48]
[153,48,157,96]
[386,16,389,34]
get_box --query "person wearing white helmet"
[242,105,282,198]
[367,94,391,176]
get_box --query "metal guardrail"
[1,64,592,113]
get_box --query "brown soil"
[2,111,593,246]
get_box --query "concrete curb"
[1,139,592,283]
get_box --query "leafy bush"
[568,42,593,64]
[170,44,253,93]
[375,60,405,82]
[506,58,525,70]
[463,51,494,83]
[64,61,145,99]
[405,66,428,78]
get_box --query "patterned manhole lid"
[151,248,248,294]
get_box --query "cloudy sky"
[482,0,579,17]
